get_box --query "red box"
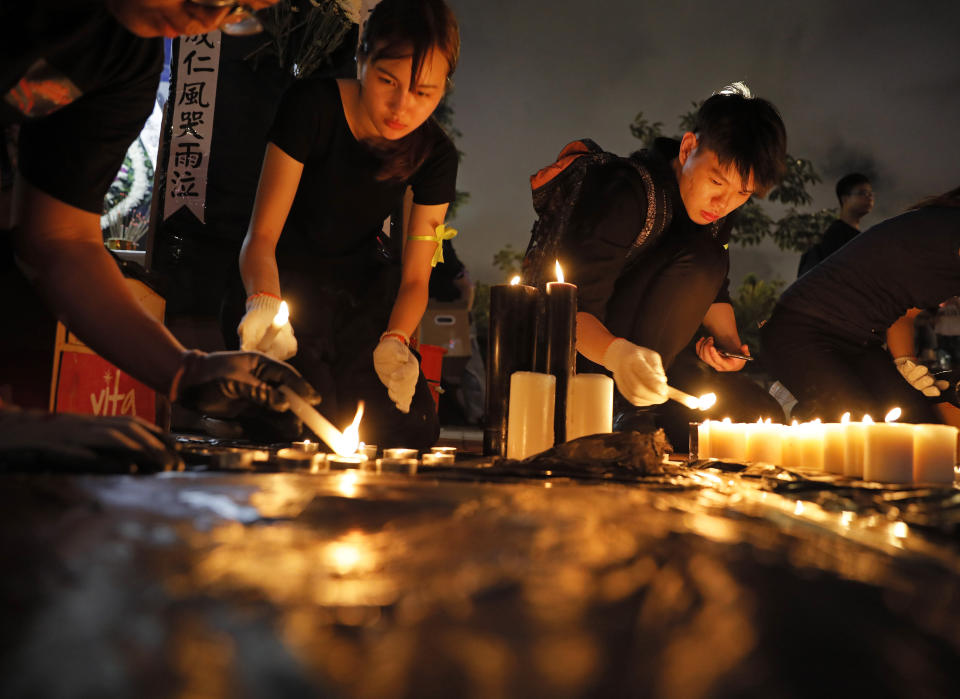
[55,352,156,422]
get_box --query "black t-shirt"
[562,138,732,322]
[268,78,458,272]
[778,207,960,343]
[797,219,859,276]
[1,0,162,213]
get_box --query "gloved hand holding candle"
[373,330,419,413]
[601,338,668,406]
[238,293,297,361]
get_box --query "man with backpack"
[523,83,787,438]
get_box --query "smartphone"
[716,349,754,361]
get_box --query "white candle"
[864,423,914,483]
[566,374,613,441]
[798,420,825,470]
[780,421,803,469]
[843,415,871,478]
[507,371,555,459]
[745,419,782,464]
[710,418,746,461]
[257,300,289,352]
[822,423,846,474]
[913,424,958,484]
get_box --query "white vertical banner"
[163,31,222,224]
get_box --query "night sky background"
[442,0,960,286]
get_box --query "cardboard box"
[420,301,471,357]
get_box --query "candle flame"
[791,420,799,427]
[555,260,564,283]
[273,300,289,327]
[722,417,732,424]
[885,407,901,423]
[334,402,365,456]
[696,392,717,410]
[756,417,764,424]
[863,414,874,424]
[811,418,822,424]
[840,412,851,424]
[510,275,521,285]
[765,417,772,424]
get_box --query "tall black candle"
[484,279,539,456]
[541,267,577,444]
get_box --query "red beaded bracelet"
[380,332,409,346]
[247,291,282,302]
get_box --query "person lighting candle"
[225,0,461,450]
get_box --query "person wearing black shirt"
[797,173,873,276]
[560,84,788,440]
[0,0,322,469]
[229,0,460,449]
[761,187,960,424]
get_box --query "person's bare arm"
[388,202,449,338]
[12,176,186,394]
[886,307,923,359]
[576,311,617,364]
[239,143,304,298]
[699,302,748,372]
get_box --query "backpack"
[521,138,674,289]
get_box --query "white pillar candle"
[797,421,825,470]
[565,373,613,441]
[745,420,782,464]
[710,418,746,461]
[780,421,803,469]
[507,371,555,459]
[822,423,846,474]
[863,422,914,483]
[913,424,958,484]
[697,420,712,459]
[843,417,871,478]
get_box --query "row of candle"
[697,415,958,484]
[277,443,459,474]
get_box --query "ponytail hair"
[358,0,460,182]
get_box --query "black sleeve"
[17,42,161,213]
[410,126,458,205]
[267,78,337,163]
[563,164,648,322]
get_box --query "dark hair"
[358,0,459,182]
[835,172,871,204]
[908,186,960,210]
[693,82,787,196]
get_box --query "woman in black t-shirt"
[229,0,460,448]
[760,187,960,425]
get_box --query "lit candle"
[709,417,746,461]
[566,373,613,441]
[822,422,846,474]
[257,300,289,352]
[798,419,825,471]
[745,418,782,464]
[780,420,803,469]
[292,439,318,453]
[484,275,539,456]
[913,424,958,484]
[541,261,577,444]
[280,385,346,454]
[666,387,717,411]
[697,420,712,459]
[506,371,555,459]
[843,414,871,478]
[863,408,913,483]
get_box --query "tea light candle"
[507,371,555,459]
[276,447,316,469]
[292,440,318,453]
[566,373,613,441]
[431,446,457,456]
[822,423,846,474]
[357,443,378,460]
[863,419,913,483]
[384,448,418,460]
[421,452,454,466]
[327,454,366,470]
[913,424,958,484]
[377,457,418,474]
[257,300,289,352]
[745,419,782,464]
[709,418,746,461]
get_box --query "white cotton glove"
[894,356,948,397]
[238,294,297,361]
[601,338,669,406]
[373,331,419,413]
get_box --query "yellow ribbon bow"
[409,223,459,267]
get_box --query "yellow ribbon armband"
[408,223,458,267]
